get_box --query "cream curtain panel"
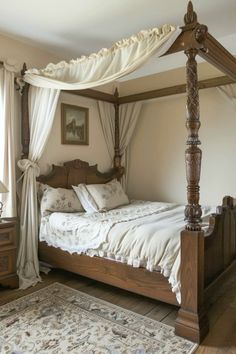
[0,63,18,217]
[98,101,142,189]
[98,101,115,162]
[218,84,236,109]
[119,102,142,189]
[17,86,60,289]
[24,26,181,89]
[18,24,181,289]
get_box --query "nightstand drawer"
[0,249,16,277]
[0,227,16,247]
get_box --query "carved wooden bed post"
[175,2,209,343]
[113,88,122,169]
[21,63,30,158]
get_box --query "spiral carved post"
[113,88,121,169]
[184,48,202,231]
[175,2,209,343]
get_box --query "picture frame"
[61,103,89,145]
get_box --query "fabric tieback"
[17,159,40,181]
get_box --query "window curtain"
[217,84,236,109]
[17,86,60,289]
[0,63,18,217]
[24,26,181,89]
[98,101,142,189]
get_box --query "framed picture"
[61,103,89,145]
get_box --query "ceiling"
[1,0,236,81]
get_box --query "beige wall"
[127,88,236,206]
[0,33,61,70]
[39,92,111,174]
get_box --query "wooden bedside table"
[0,218,18,288]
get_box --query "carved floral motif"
[184,48,202,231]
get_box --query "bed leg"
[175,230,209,343]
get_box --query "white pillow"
[38,183,84,216]
[72,184,99,213]
[74,179,129,212]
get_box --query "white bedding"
[39,200,215,303]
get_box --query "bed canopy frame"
[19,2,236,343]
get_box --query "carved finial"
[194,24,208,43]
[21,63,27,76]
[184,1,197,25]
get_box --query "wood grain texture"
[1,267,236,352]
[204,197,236,288]
[0,219,18,289]
[175,230,209,343]
[63,88,117,104]
[184,47,202,231]
[39,241,178,306]
[113,88,122,169]
[37,159,124,188]
[118,76,235,104]
[199,33,236,82]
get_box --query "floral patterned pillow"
[38,184,84,216]
[85,179,129,212]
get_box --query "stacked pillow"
[38,183,84,216]
[38,179,129,215]
[73,179,129,212]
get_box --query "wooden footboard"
[204,196,236,294]
[176,196,236,343]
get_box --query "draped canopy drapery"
[24,25,181,89]
[98,100,142,190]
[17,86,60,289]
[17,24,181,288]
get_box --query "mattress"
[39,200,215,303]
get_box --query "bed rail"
[175,196,236,343]
[204,196,236,287]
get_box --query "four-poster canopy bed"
[18,1,236,343]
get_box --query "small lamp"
[0,180,8,220]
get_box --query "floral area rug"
[0,283,197,353]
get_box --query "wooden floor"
[0,266,236,353]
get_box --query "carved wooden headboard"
[37,159,124,188]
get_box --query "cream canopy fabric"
[24,25,181,89]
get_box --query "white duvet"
[39,200,215,303]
